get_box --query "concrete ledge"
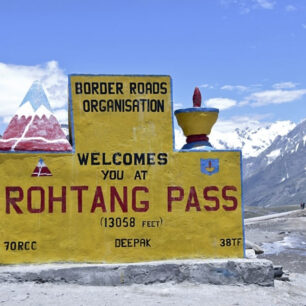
[0,259,274,287]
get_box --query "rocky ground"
[0,210,305,306]
[245,209,306,273]
[0,275,305,306]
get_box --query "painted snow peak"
[31,159,52,177]
[0,81,72,152]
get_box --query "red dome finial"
[193,87,201,107]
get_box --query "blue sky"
[0,0,305,135]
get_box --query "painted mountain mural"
[0,81,72,152]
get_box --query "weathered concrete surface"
[0,259,274,287]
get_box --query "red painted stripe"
[186,134,209,143]
[40,167,52,175]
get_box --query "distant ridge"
[243,119,306,207]
[210,121,296,158]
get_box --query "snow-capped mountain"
[243,119,306,207]
[32,158,52,177]
[175,120,296,158]
[210,121,296,158]
[0,81,72,152]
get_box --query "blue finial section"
[20,81,52,111]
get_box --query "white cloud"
[285,5,296,12]
[221,0,275,13]
[245,89,306,106]
[272,82,297,89]
[173,102,183,110]
[54,109,68,124]
[199,84,214,89]
[3,116,12,124]
[206,97,237,110]
[0,61,67,121]
[174,128,186,150]
[221,85,248,92]
[238,100,249,107]
[255,0,275,9]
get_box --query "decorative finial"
[174,86,219,151]
[193,87,201,107]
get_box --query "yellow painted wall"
[0,75,244,264]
